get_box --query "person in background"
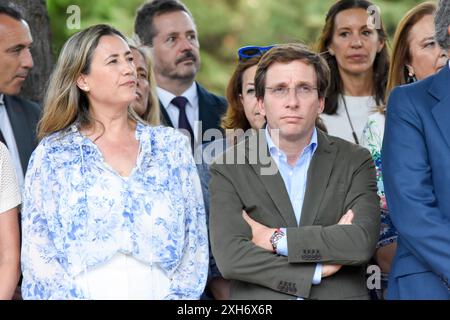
[317,0,389,145]
[134,0,227,149]
[0,142,20,300]
[361,1,447,299]
[386,1,447,92]
[129,40,160,126]
[21,24,208,300]
[0,4,41,190]
[199,45,271,300]
[382,0,450,299]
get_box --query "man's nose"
[438,47,448,59]
[179,36,195,51]
[285,88,300,108]
[21,48,34,69]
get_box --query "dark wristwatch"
[270,228,285,252]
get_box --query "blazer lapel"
[299,130,337,226]
[429,67,450,150]
[4,95,33,172]
[197,83,218,135]
[247,131,298,227]
[158,99,174,127]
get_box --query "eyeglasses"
[238,45,274,61]
[265,85,318,99]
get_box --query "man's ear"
[257,97,266,117]
[76,74,89,92]
[318,97,325,114]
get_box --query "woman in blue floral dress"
[20,24,208,300]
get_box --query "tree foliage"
[47,0,427,95]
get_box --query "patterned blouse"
[361,112,398,248]
[21,122,208,299]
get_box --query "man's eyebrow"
[6,44,27,52]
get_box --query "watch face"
[270,229,285,250]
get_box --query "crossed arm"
[242,209,354,278]
[209,149,379,298]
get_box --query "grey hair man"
[435,0,450,52]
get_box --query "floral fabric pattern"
[21,122,208,299]
[361,113,398,248]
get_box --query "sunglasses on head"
[237,45,275,61]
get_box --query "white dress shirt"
[157,83,200,141]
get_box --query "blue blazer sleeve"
[382,85,450,282]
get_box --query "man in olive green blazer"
[209,44,380,300]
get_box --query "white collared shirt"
[0,94,24,190]
[157,83,200,141]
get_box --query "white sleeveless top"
[321,95,376,144]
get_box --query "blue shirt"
[21,122,209,299]
[265,126,322,285]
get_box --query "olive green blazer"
[209,129,380,300]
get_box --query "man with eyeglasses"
[209,43,380,299]
[134,0,227,150]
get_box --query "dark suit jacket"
[159,82,227,141]
[382,66,450,299]
[209,129,380,300]
[4,95,41,174]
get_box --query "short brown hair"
[134,0,193,46]
[254,43,330,100]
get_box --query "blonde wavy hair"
[38,24,144,140]
[128,38,160,126]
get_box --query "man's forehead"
[153,11,197,34]
[266,60,316,82]
[0,14,32,41]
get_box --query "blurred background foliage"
[47,0,426,95]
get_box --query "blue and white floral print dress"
[21,122,208,300]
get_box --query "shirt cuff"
[275,228,288,256]
[312,264,322,285]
